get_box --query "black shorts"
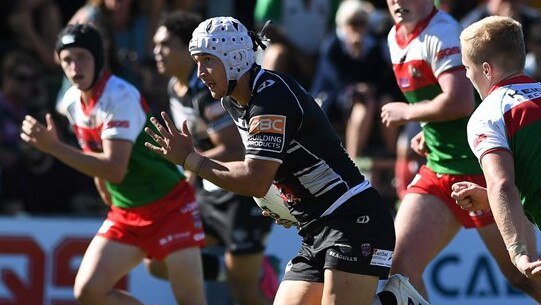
[198,192,273,255]
[283,188,395,282]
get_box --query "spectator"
[0,51,47,170]
[254,0,341,88]
[0,50,101,216]
[311,0,400,159]
[525,19,541,81]
[461,0,541,48]
[68,0,153,87]
[1,0,62,69]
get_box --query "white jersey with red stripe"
[56,72,184,208]
[467,75,541,227]
[387,8,481,175]
[57,73,147,151]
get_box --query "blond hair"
[460,16,525,73]
[335,0,373,27]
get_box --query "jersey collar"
[81,71,111,115]
[395,7,438,48]
[488,75,537,95]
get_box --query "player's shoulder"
[426,10,461,35]
[100,75,142,105]
[253,69,295,97]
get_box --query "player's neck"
[229,72,252,106]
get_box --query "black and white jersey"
[223,66,370,225]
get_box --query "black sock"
[201,253,220,280]
[377,291,397,305]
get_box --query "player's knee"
[390,254,427,277]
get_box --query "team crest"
[409,65,421,79]
[361,243,372,257]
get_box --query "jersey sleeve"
[100,83,146,142]
[426,17,463,78]
[467,99,510,161]
[245,82,302,163]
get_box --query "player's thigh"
[75,235,145,293]
[393,193,461,269]
[323,269,379,305]
[164,246,205,297]
[274,279,323,305]
[225,251,265,283]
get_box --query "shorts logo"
[247,115,286,153]
[356,215,370,224]
[370,249,393,267]
[361,243,372,257]
[194,232,205,241]
[335,243,352,254]
[328,249,358,262]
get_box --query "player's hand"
[381,102,410,128]
[145,111,195,165]
[410,131,427,157]
[451,181,489,211]
[20,113,60,154]
[514,254,541,280]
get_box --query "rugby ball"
[254,185,299,227]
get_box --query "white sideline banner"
[0,216,539,305]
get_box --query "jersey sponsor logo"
[436,46,460,60]
[256,80,275,93]
[106,120,130,128]
[249,115,285,135]
[247,115,286,153]
[473,134,487,149]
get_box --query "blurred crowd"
[1,0,541,217]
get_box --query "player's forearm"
[47,142,126,183]
[407,93,473,122]
[183,153,271,197]
[487,181,529,258]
